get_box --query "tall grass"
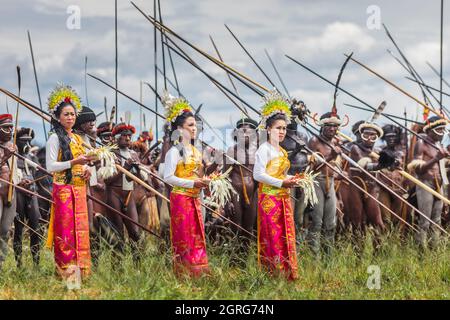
[0,230,448,300]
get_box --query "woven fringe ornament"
[87,144,118,179]
[207,167,238,208]
[293,169,319,207]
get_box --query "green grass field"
[0,231,448,300]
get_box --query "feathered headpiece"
[423,115,448,133]
[112,122,136,136]
[259,89,291,128]
[162,90,193,124]
[358,101,386,138]
[47,83,82,116]
[312,53,352,127]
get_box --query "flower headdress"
[162,90,193,124]
[259,89,291,128]
[47,83,82,116]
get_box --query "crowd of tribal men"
[0,104,449,270]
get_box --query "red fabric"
[0,114,13,122]
[112,124,136,136]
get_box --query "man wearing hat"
[307,112,344,257]
[223,117,258,265]
[347,121,386,250]
[97,121,114,145]
[104,122,147,261]
[408,116,449,249]
[378,125,406,225]
[0,114,17,269]
[13,127,42,267]
[74,106,98,187]
[74,106,104,263]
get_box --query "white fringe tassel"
[207,167,238,209]
[87,144,118,180]
[295,169,319,207]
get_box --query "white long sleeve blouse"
[46,133,72,173]
[253,142,285,188]
[163,145,195,188]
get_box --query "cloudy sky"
[0,0,448,147]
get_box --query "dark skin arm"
[414,139,447,175]
[350,144,380,171]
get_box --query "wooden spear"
[325,126,450,236]
[7,66,21,207]
[346,54,448,121]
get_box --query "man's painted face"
[361,128,379,147]
[17,137,32,153]
[100,132,113,144]
[0,123,13,142]
[80,120,97,135]
[384,133,398,148]
[322,124,339,140]
[117,133,132,148]
[430,125,447,141]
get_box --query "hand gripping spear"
[301,144,418,233]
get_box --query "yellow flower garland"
[47,83,82,114]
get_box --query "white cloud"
[282,22,376,61]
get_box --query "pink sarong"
[169,192,209,277]
[257,192,298,280]
[48,183,91,277]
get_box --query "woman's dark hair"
[170,111,195,157]
[170,111,194,134]
[51,102,75,184]
[266,113,287,129]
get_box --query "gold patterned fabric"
[46,132,91,278]
[258,147,290,197]
[53,133,87,187]
[171,145,203,197]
